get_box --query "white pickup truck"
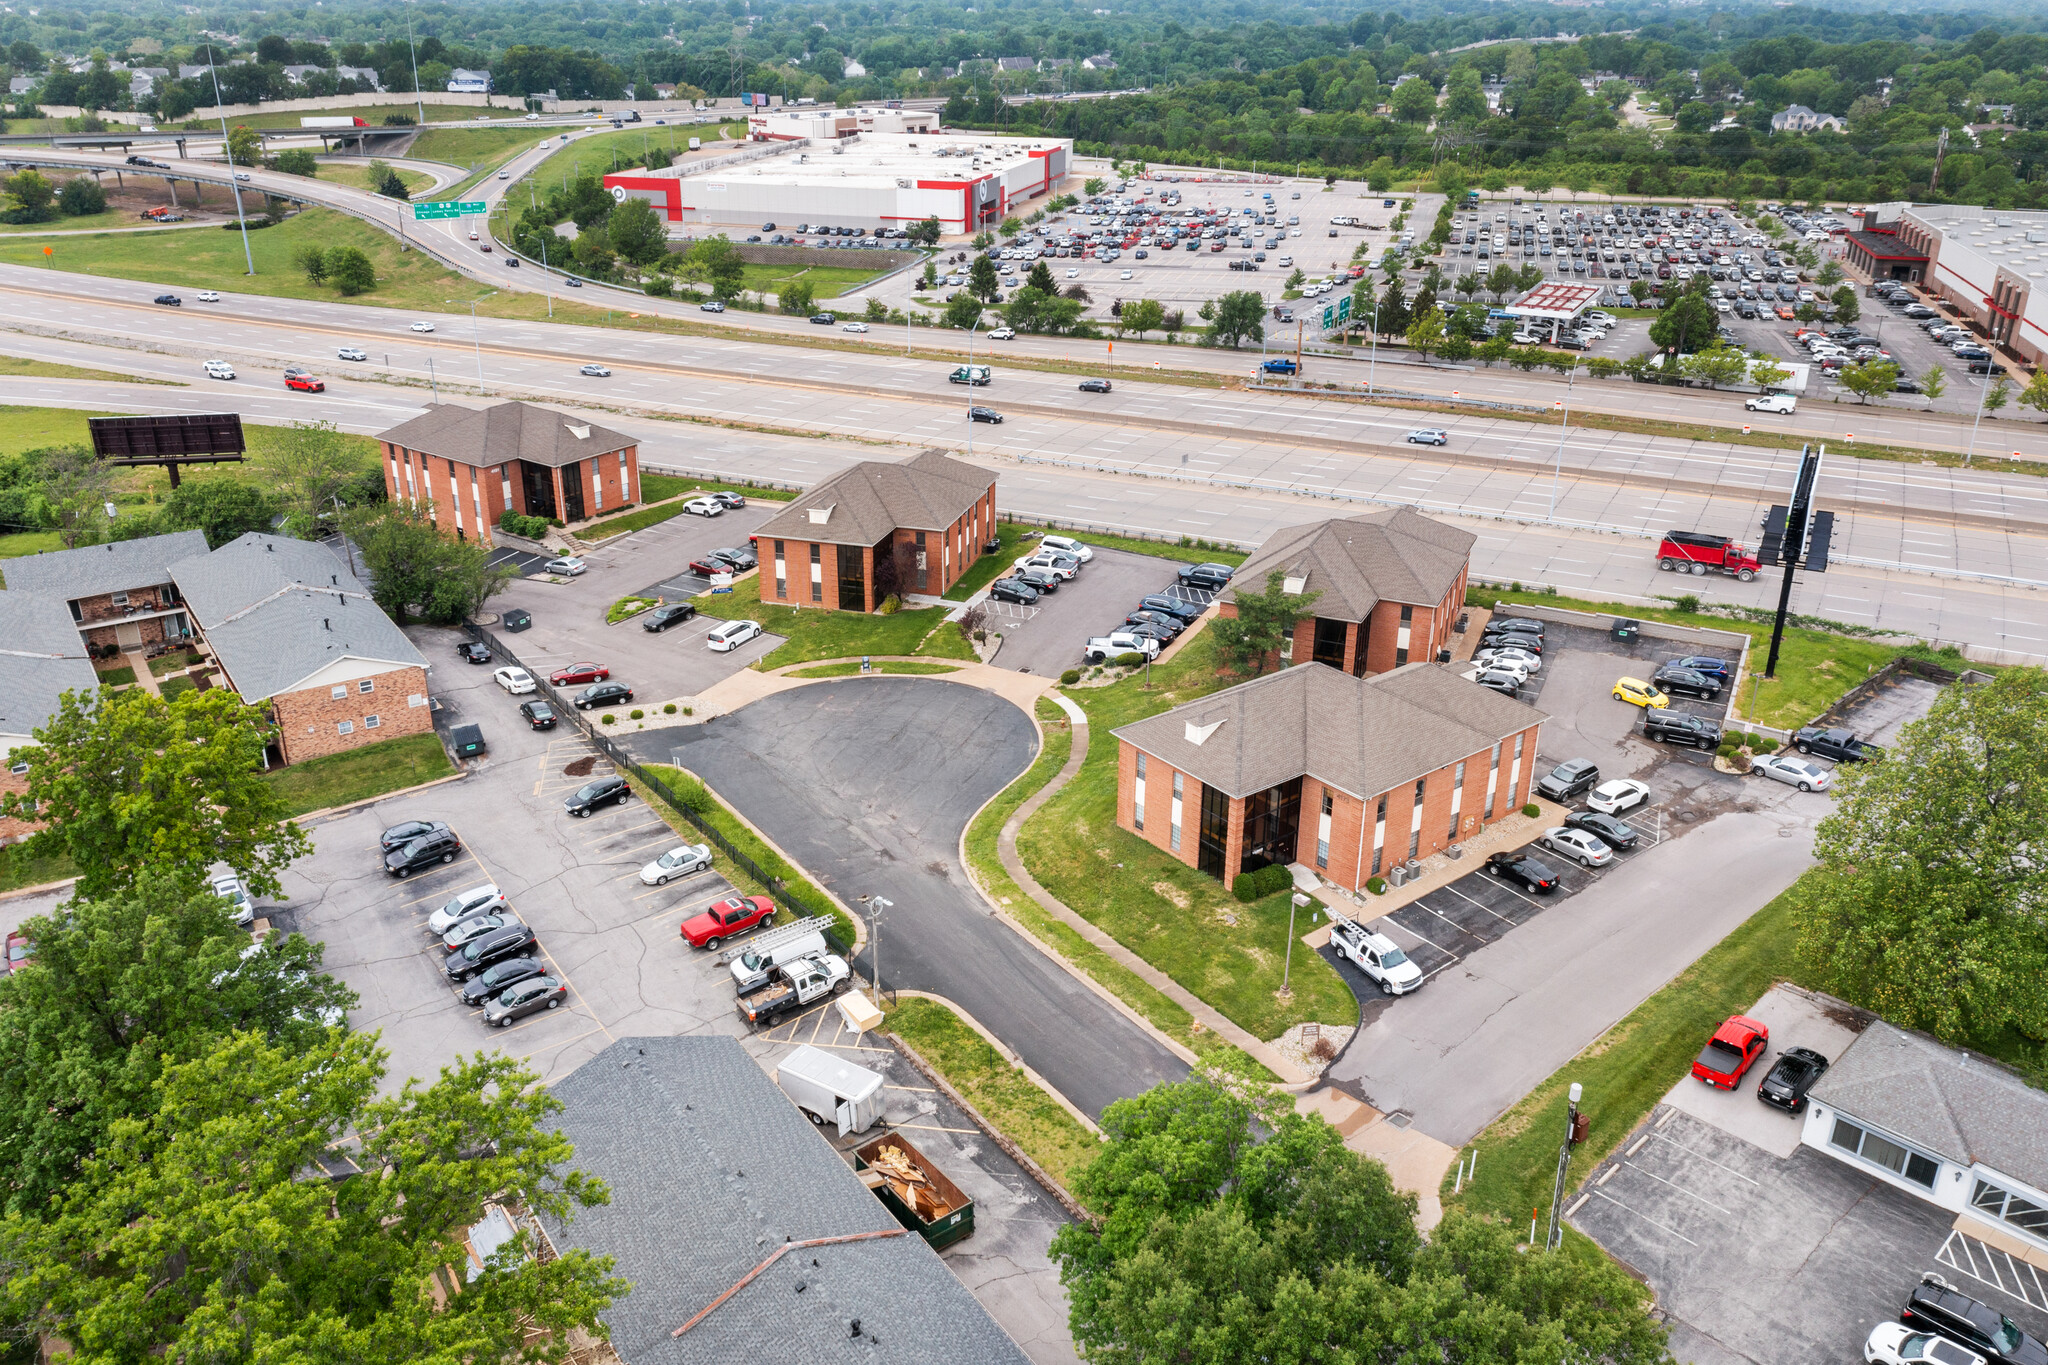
[737,954,851,1027]
[1329,918,1423,996]
[1082,631,1160,665]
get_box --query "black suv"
[1537,759,1600,802]
[1644,711,1721,750]
[1177,563,1235,591]
[642,602,698,632]
[575,682,635,710]
[458,955,550,1006]
[1902,1275,2048,1365]
[386,827,461,877]
[443,922,539,982]
[1651,664,1721,699]
[565,775,631,817]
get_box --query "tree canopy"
[1212,570,1319,676]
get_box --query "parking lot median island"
[1442,874,1809,1227]
[260,731,457,818]
[604,595,661,624]
[786,660,962,678]
[942,522,1035,601]
[635,760,857,946]
[691,575,975,670]
[639,473,797,505]
[886,995,1103,1197]
[1070,530,1250,568]
[1472,586,1960,731]
[1013,632,1357,1043]
[579,499,701,543]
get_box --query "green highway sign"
[1320,295,1353,332]
[412,201,487,220]
[1337,293,1352,322]
[1322,304,1336,330]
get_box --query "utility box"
[1611,618,1641,644]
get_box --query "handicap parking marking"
[1936,1230,2048,1314]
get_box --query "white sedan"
[1473,645,1542,674]
[1864,1322,1983,1365]
[841,321,869,333]
[409,321,435,333]
[196,290,221,302]
[1540,827,1614,868]
[640,843,714,886]
[579,363,612,377]
[1750,753,1831,792]
[683,497,724,517]
[543,556,587,576]
[1585,779,1651,815]
[706,619,762,652]
[492,666,536,694]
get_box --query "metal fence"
[465,619,847,954]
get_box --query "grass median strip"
[786,660,961,678]
[942,521,1033,601]
[885,994,1102,1195]
[692,575,975,670]
[0,355,180,385]
[260,731,456,818]
[1071,530,1250,565]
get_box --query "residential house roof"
[754,449,995,546]
[1810,1020,2048,1195]
[169,533,428,702]
[1,530,209,603]
[280,64,324,80]
[0,591,99,743]
[996,56,1035,72]
[374,401,635,470]
[335,65,382,86]
[1113,661,1546,801]
[539,1036,1031,1365]
[1225,508,1474,622]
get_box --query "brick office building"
[1113,663,1545,891]
[752,450,998,611]
[1221,508,1474,675]
[376,402,641,546]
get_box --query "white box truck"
[777,1044,885,1135]
[687,136,701,151]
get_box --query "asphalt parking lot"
[1500,620,1737,776]
[986,544,1199,677]
[624,676,1190,1118]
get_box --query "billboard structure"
[89,413,247,488]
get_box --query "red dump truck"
[1657,531,1760,582]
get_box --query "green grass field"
[787,660,962,678]
[1072,530,1249,566]
[260,731,455,817]
[313,162,436,195]
[693,576,977,669]
[0,207,161,236]
[0,355,172,385]
[0,405,109,454]
[737,261,889,300]
[515,125,714,193]
[410,125,557,199]
[1015,630,1357,1042]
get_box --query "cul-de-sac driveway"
[624,676,1189,1118]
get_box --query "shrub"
[683,706,694,716]
[643,276,674,297]
[664,702,678,715]
[1230,862,1294,903]
[1114,651,1147,667]
[629,708,644,719]
[1671,593,1701,614]
[1366,876,1387,895]
[662,769,713,814]
[878,594,900,614]
[1060,669,1081,685]
[601,713,616,725]
[497,509,552,540]
[1521,802,1540,818]
[1751,734,1779,754]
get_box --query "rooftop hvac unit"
[897,178,910,188]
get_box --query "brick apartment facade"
[1221,508,1474,676]
[266,662,433,761]
[376,402,641,546]
[4,530,207,663]
[1113,663,1544,892]
[0,592,99,844]
[753,450,998,611]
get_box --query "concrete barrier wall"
[1509,601,1751,652]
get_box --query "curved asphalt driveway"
[625,677,1187,1118]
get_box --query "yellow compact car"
[1613,677,1670,709]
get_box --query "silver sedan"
[1750,753,1831,792]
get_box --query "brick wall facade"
[1247,561,1472,676]
[0,769,36,845]
[268,665,434,764]
[380,443,641,548]
[760,486,997,612]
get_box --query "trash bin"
[1611,618,1641,644]
[501,608,531,633]
[448,723,487,758]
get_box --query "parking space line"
[1583,1188,1698,1247]
[1477,871,1545,909]
[1622,1160,1734,1217]
[1644,1130,1762,1186]
[1437,882,1518,925]
[533,946,616,1048]
[1403,900,1488,944]
[578,817,667,847]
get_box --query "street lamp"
[857,894,892,1003]
[449,292,497,391]
[1544,1081,1587,1251]
[965,314,983,457]
[1963,293,2001,467]
[1548,364,1576,522]
[203,52,256,277]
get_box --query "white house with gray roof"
[1802,1020,2048,1254]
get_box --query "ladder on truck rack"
[715,915,839,965]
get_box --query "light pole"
[1366,289,1383,394]
[1281,892,1310,998]
[1547,364,1576,522]
[204,53,255,276]
[405,0,427,128]
[1544,1081,1587,1251]
[1963,293,1998,467]
[965,314,982,458]
[450,292,497,391]
[858,894,892,1003]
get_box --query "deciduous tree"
[1838,357,1901,404]
[349,500,513,624]
[1121,297,1165,340]
[1920,365,1948,403]
[1211,569,1317,675]
[1208,290,1265,349]
[605,196,667,266]
[685,234,746,300]
[225,123,262,166]
[1405,305,1446,358]
[257,418,362,530]
[323,245,377,296]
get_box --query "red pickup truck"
[680,895,775,950]
[1692,1015,1769,1090]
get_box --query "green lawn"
[0,406,110,455]
[0,210,496,313]
[606,595,661,624]
[693,576,977,670]
[513,125,715,195]
[0,355,175,385]
[407,125,558,202]
[580,501,696,542]
[0,207,158,235]
[787,660,961,678]
[639,473,796,504]
[260,731,455,818]
[943,521,1033,601]
[1015,630,1357,1042]
[1475,587,1949,730]
[0,843,78,895]
[1071,530,1249,566]
[639,762,856,945]
[314,162,436,196]
[737,261,890,300]
[886,995,1102,1194]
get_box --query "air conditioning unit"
[1405,859,1421,876]
[1446,845,1462,861]
[1387,866,1408,888]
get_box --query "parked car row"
[1066,555,1236,665]
[402,868,566,1026]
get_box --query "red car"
[1692,1015,1769,1090]
[680,895,775,950]
[283,369,325,392]
[4,929,31,974]
[549,661,610,686]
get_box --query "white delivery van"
[777,1044,886,1135]
[1745,392,1797,414]
[687,136,701,151]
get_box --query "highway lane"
[11,148,2041,458]
[5,364,2044,662]
[6,268,2045,573]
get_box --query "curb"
[889,989,1102,1139]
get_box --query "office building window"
[1450,760,1466,840]
[1169,771,1183,853]
[1486,742,1501,819]
[1133,753,1146,832]
[1971,1179,2048,1239]
[1408,778,1425,862]
[1316,791,1332,869]
[809,543,823,603]
[1396,602,1413,666]
[1371,794,1387,876]
[774,540,787,599]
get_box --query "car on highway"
[542,556,587,576]
[518,699,556,730]
[1540,827,1613,868]
[1750,753,1831,791]
[639,842,713,887]
[808,313,836,325]
[707,619,763,652]
[969,406,1003,424]
[196,290,220,302]
[701,301,726,312]
[283,368,325,392]
[574,681,633,710]
[1585,778,1650,815]
[987,327,1016,340]
[563,277,582,287]
[203,360,236,380]
[988,578,1039,605]
[493,666,535,694]
[1484,850,1560,893]
[456,955,550,1007]
[1563,809,1638,850]
[578,363,612,377]
[1079,378,1112,393]
[1405,428,1449,445]
[154,294,181,306]
[410,321,435,332]
[564,773,631,816]
[842,321,869,333]
[548,662,610,686]
[1756,1046,1829,1113]
[683,496,724,516]
[1692,1015,1769,1090]
[426,883,508,936]
[337,347,367,361]
[1612,677,1669,709]
[641,602,698,632]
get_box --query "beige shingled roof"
[1112,662,1545,800]
[375,402,634,469]
[754,450,996,545]
[1225,508,1475,623]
